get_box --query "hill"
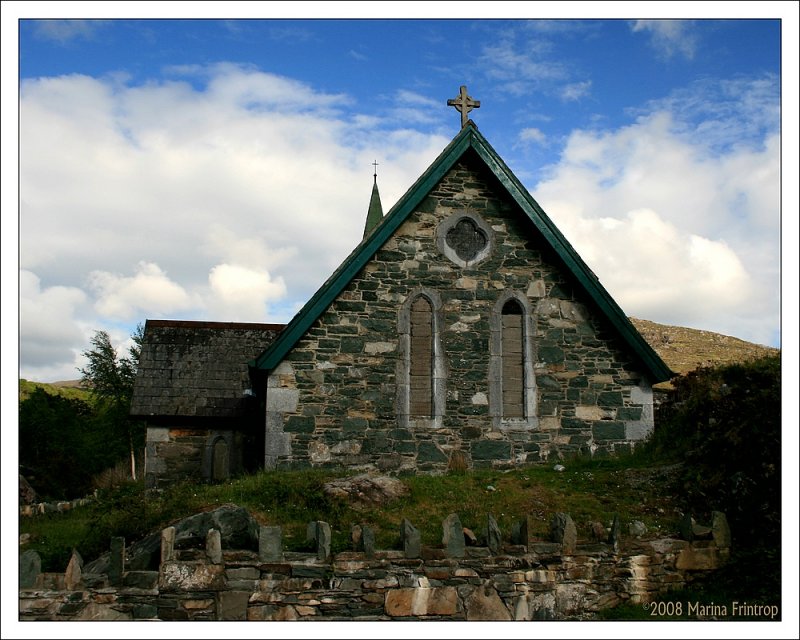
[18,379,90,403]
[628,317,779,382]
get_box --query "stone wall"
[19,511,731,622]
[145,427,244,489]
[265,157,657,473]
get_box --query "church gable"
[258,130,671,473]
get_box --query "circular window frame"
[436,210,494,268]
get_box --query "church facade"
[132,92,672,485]
[251,119,671,474]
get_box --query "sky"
[3,5,797,389]
[2,5,800,637]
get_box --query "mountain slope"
[629,317,779,380]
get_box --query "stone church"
[131,87,672,488]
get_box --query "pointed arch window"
[397,289,446,428]
[490,292,538,430]
[409,296,434,416]
[501,299,525,418]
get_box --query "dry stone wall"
[19,511,731,622]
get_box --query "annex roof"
[131,320,284,420]
[252,122,673,383]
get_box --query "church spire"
[363,160,384,238]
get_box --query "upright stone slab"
[315,521,331,561]
[65,549,84,590]
[362,525,376,559]
[549,513,577,555]
[109,536,125,586]
[511,519,526,546]
[19,549,41,589]
[711,511,732,549]
[608,514,621,553]
[352,523,376,558]
[206,528,222,564]
[160,526,176,563]
[401,519,421,559]
[487,513,502,555]
[259,525,283,561]
[678,512,694,541]
[443,513,465,558]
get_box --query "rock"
[553,464,566,472]
[442,513,465,558]
[401,519,421,559]
[711,511,732,548]
[463,527,478,546]
[465,584,512,621]
[323,473,409,509]
[64,549,83,590]
[19,549,41,589]
[19,474,37,505]
[486,514,502,555]
[549,513,577,554]
[628,520,647,538]
[678,512,695,541]
[590,521,607,542]
[608,514,621,552]
[84,503,259,573]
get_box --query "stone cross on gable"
[447,85,480,128]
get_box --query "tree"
[78,324,145,480]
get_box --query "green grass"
[19,456,781,621]
[20,456,686,570]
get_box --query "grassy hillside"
[19,379,90,403]
[629,317,779,379]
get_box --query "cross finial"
[372,159,379,182]
[447,85,480,128]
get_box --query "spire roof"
[363,169,384,238]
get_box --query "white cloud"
[207,263,287,320]
[18,270,89,379]
[631,20,698,60]
[517,127,547,147]
[560,80,591,102]
[33,20,106,44]
[534,85,779,345]
[88,262,197,320]
[18,64,448,380]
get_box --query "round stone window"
[437,211,493,267]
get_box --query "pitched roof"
[253,122,673,382]
[131,320,284,419]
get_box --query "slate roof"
[253,121,673,383]
[131,320,284,420]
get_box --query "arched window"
[501,299,525,418]
[397,289,445,428]
[409,296,434,416]
[490,292,538,430]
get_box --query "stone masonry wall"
[145,427,243,489]
[265,155,655,473]
[19,512,731,622]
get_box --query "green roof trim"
[253,123,673,382]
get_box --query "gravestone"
[401,519,421,559]
[442,513,465,558]
[19,549,41,589]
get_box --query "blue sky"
[4,5,797,385]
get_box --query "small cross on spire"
[372,159,379,182]
[447,85,480,128]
